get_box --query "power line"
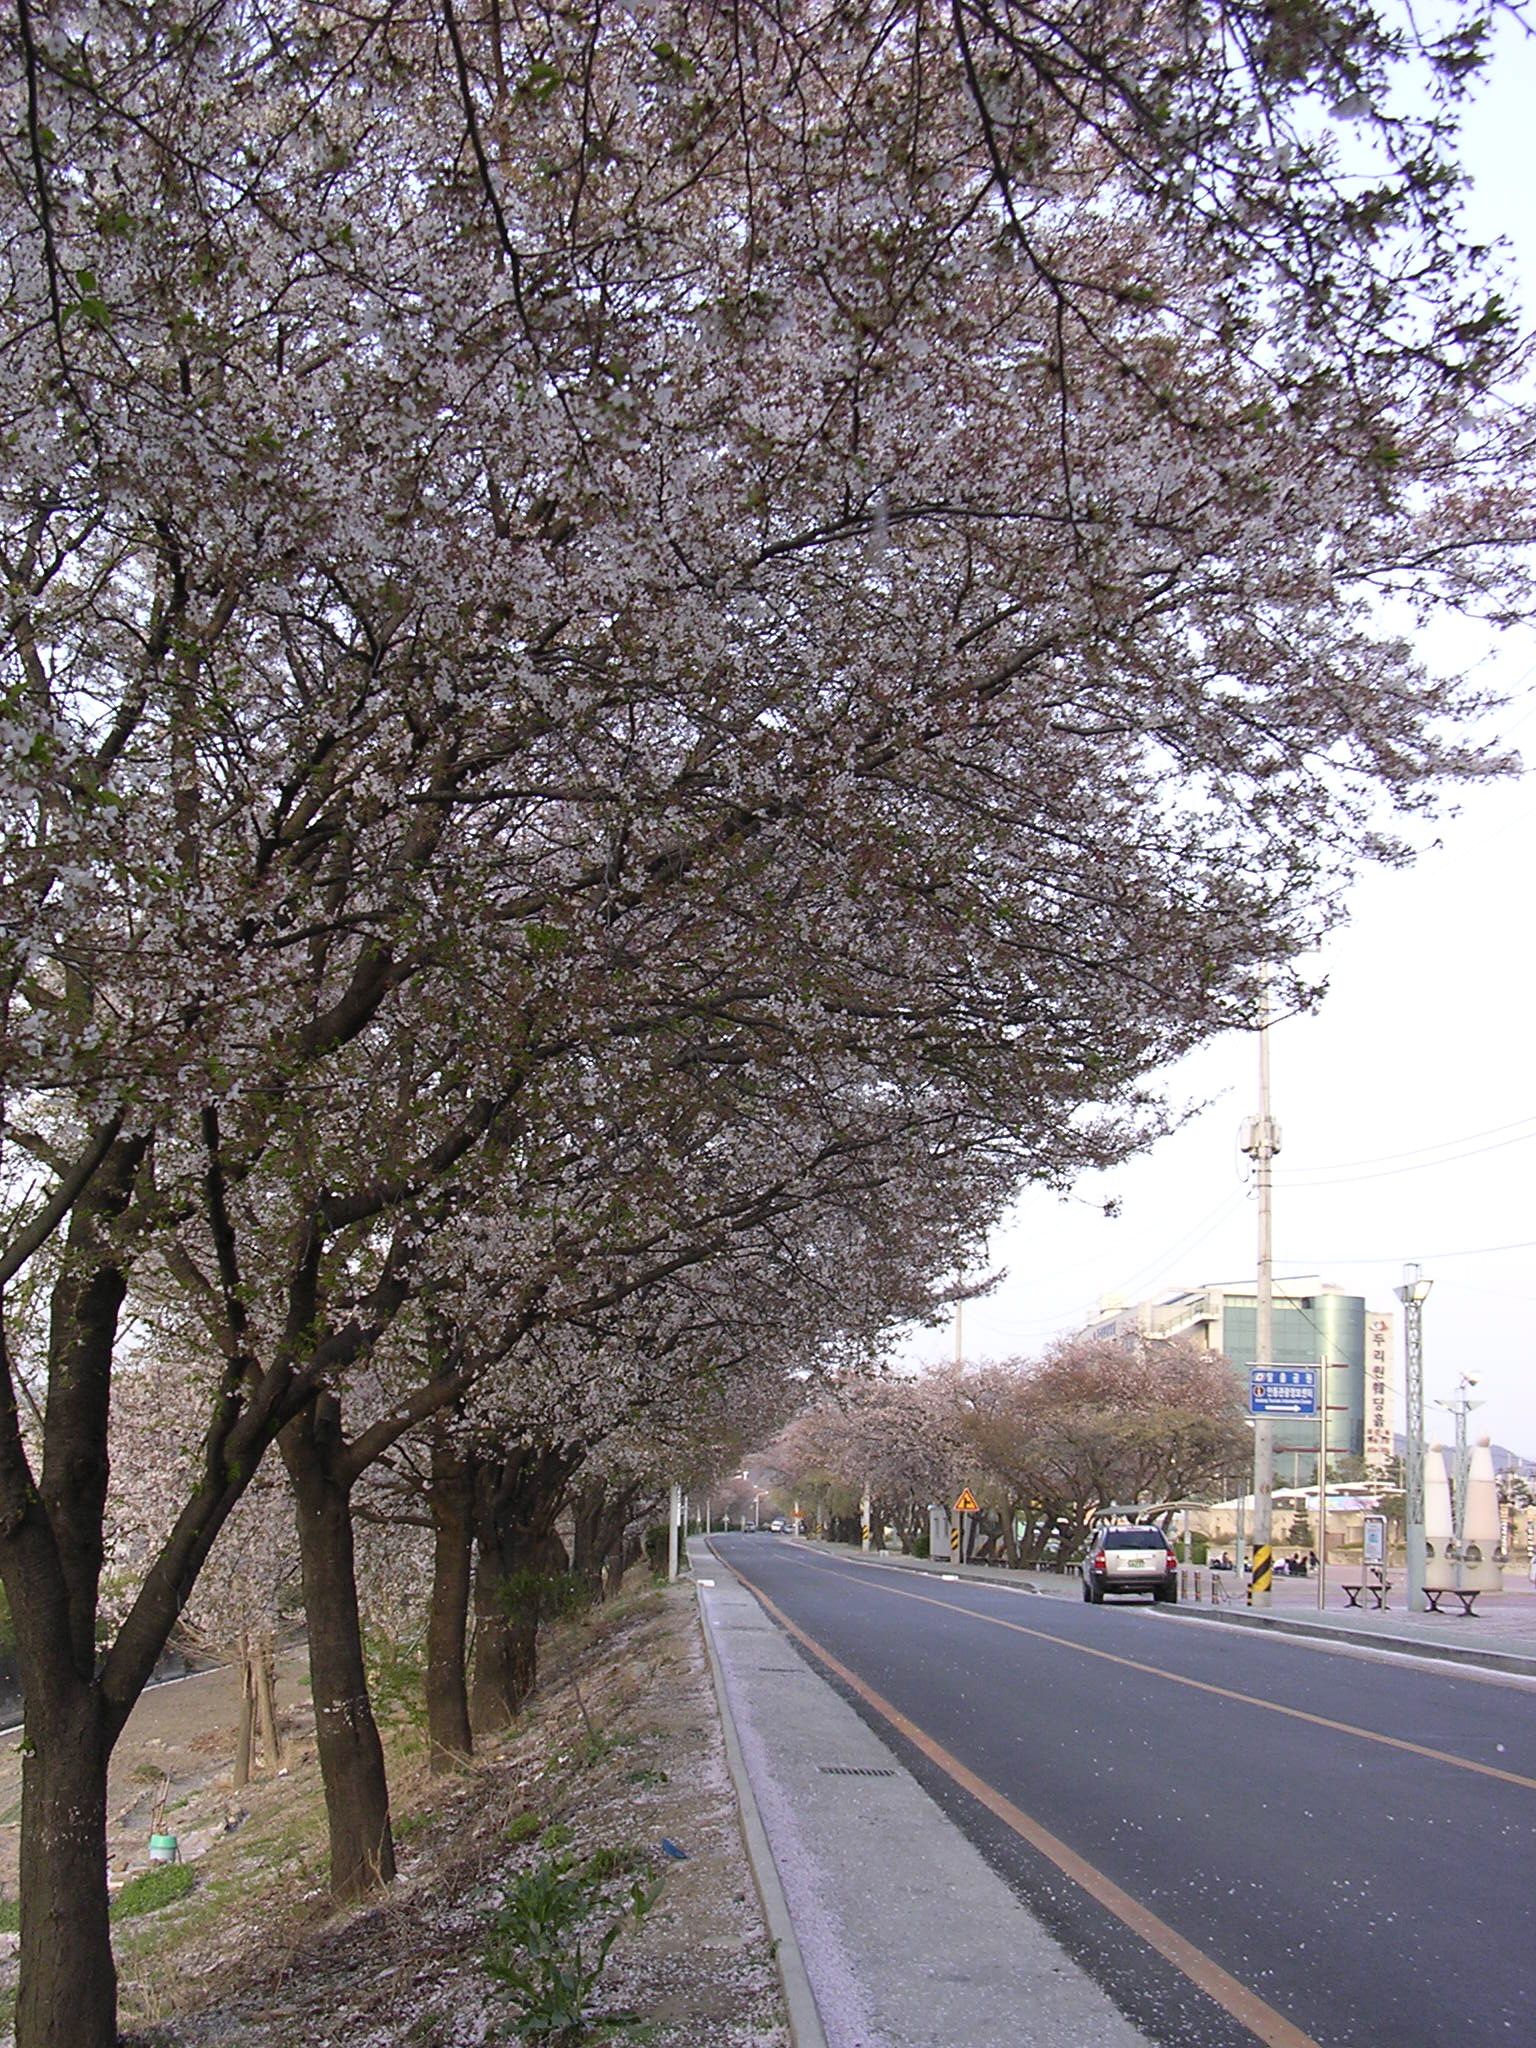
[1271,1111,1536,1177]
[1276,1127,1536,1189]
[1100,1193,1248,1307]
[1281,1239,1536,1266]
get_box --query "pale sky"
[899,17,1536,1460]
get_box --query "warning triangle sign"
[953,1488,979,1514]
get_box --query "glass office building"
[1087,1280,1388,1484]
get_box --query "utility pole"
[1396,1266,1432,1613]
[1241,971,1280,1607]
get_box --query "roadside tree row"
[762,1339,1253,1559]
[2,2,1530,2044]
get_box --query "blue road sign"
[1249,1367,1318,1417]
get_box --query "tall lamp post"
[1395,1265,1432,1613]
[1241,969,1280,1607]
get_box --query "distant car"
[769,1517,786,1532]
[1081,1526,1179,1604]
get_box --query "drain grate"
[818,1764,898,1777]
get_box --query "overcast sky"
[897,18,1536,1460]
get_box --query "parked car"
[1081,1525,1179,1604]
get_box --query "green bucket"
[147,1833,178,1864]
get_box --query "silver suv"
[1081,1525,1178,1604]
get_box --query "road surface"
[711,1534,1536,2047]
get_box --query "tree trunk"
[0,1133,148,2048]
[571,1476,633,1602]
[468,1443,577,1734]
[282,1399,396,1898]
[569,1474,607,1604]
[593,1485,638,1598]
[15,1672,115,2048]
[469,1528,532,1738]
[426,1427,475,1770]
[255,1631,282,1771]
[234,1632,254,1790]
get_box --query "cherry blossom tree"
[961,1337,1252,1553]
[766,1371,973,1551]
[2,4,1532,2045]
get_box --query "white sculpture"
[1423,1442,1456,1594]
[1456,1436,1505,1594]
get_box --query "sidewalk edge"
[691,1555,830,2048]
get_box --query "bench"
[1422,1586,1481,1616]
[1341,1579,1393,1610]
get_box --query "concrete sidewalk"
[690,1538,1154,2048]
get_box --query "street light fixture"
[1395,1265,1432,1613]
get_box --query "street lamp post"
[1241,969,1280,1608]
[1395,1266,1432,1613]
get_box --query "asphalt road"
[712,1534,1536,2048]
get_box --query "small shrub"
[0,1896,18,1933]
[112,1862,196,1920]
[581,1846,646,1883]
[363,1630,428,1731]
[570,1730,616,1771]
[507,1811,544,1845]
[496,1568,597,1628]
[484,1848,661,2042]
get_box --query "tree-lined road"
[713,1536,1536,2048]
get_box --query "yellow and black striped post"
[1248,1543,1273,1604]
[950,1521,961,1559]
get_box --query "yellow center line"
[784,1549,1536,1794]
[719,1554,1322,2048]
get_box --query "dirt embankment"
[0,1582,789,2048]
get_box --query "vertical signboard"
[1364,1311,1394,1477]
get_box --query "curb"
[691,1552,830,2048]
